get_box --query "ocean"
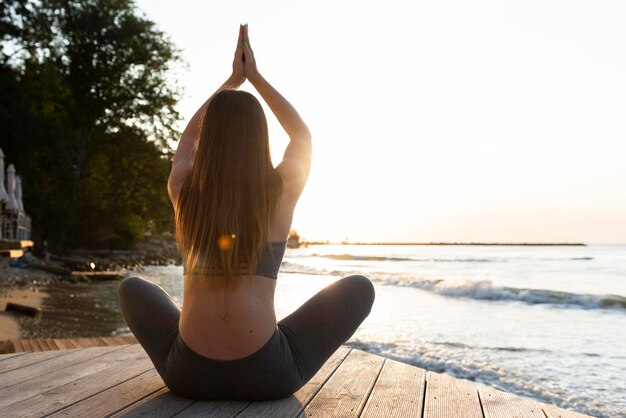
[6,244,624,417]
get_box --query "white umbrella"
[5,164,19,211]
[0,148,9,203]
[16,175,24,211]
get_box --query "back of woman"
[118,24,375,401]
[175,89,287,359]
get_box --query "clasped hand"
[232,24,259,85]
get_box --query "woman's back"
[179,176,299,360]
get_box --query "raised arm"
[243,26,312,195]
[167,25,247,205]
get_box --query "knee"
[117,276,154,325]
[342,274,375,314]
[118,275,148,303]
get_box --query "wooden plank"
[0,345,129,409]
[0,347,113,390]
[24,339,37,352]
[67,339,82,349]
[109,336,128,345]
[22,340,36,352]
[57,338,77,349]
[0,349,68,375]
[52,338,70,350]
[110,387,196,417]
[96,336,111,346]
[236,346,352,418]
[48,369,165,418]
[478,384,544,418]
[98,337,111,346]
[542,403,596,418]
[0,240,33,250]
[174,400,250,418]
[3,346,155,417]
[302,349,384,418]
[48,339,63,350]
[33,339,49,352]
[87,337,104,347]
[360,358,426,418]
[66,338,81,348]
[0,352,26,361]
[17,339,31,352]
[108,335,138,345]
[5,249,24,258]
[42,339,56,351]
[33,339,47,351]
[75,338,97,348]
[90,337,105,346]
[39,339,56,351]
[68,339,85,349]
[0,340,16,355]
[423,371,483,418]
[122,335,138,344]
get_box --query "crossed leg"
[278,274,376,382]
[117,274,376,392]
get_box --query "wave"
[370,276,626,310]
[429,341,602,357]
[279,262,345,277]
[311,253,493,263]
[430,341,553,354]
[281,265,626,310]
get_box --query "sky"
[136,0,626,243]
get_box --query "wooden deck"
[0,240,33,259]
[0,344,595,417]
[0,336,138,354]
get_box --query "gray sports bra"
[183,241,287,280]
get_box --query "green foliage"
[0,0,182,250]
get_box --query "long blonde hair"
[175,90,282,286]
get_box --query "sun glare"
[140,0,626,243]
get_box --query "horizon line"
[301,241,588,246]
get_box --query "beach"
[1,244,624,417]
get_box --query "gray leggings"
[117,274,375,400]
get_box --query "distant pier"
[305,241,586,246]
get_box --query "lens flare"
[218,234,233,251]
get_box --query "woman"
[118,25,375,401]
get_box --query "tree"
[0,0,182,250]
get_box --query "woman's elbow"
[301,127,312,143]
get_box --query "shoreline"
[0,234,181,288]
[0,234,182,343]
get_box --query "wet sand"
[0,279,128,341]
[0,288,48,340]
[0,235,180,341]
[0,314,21,340]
